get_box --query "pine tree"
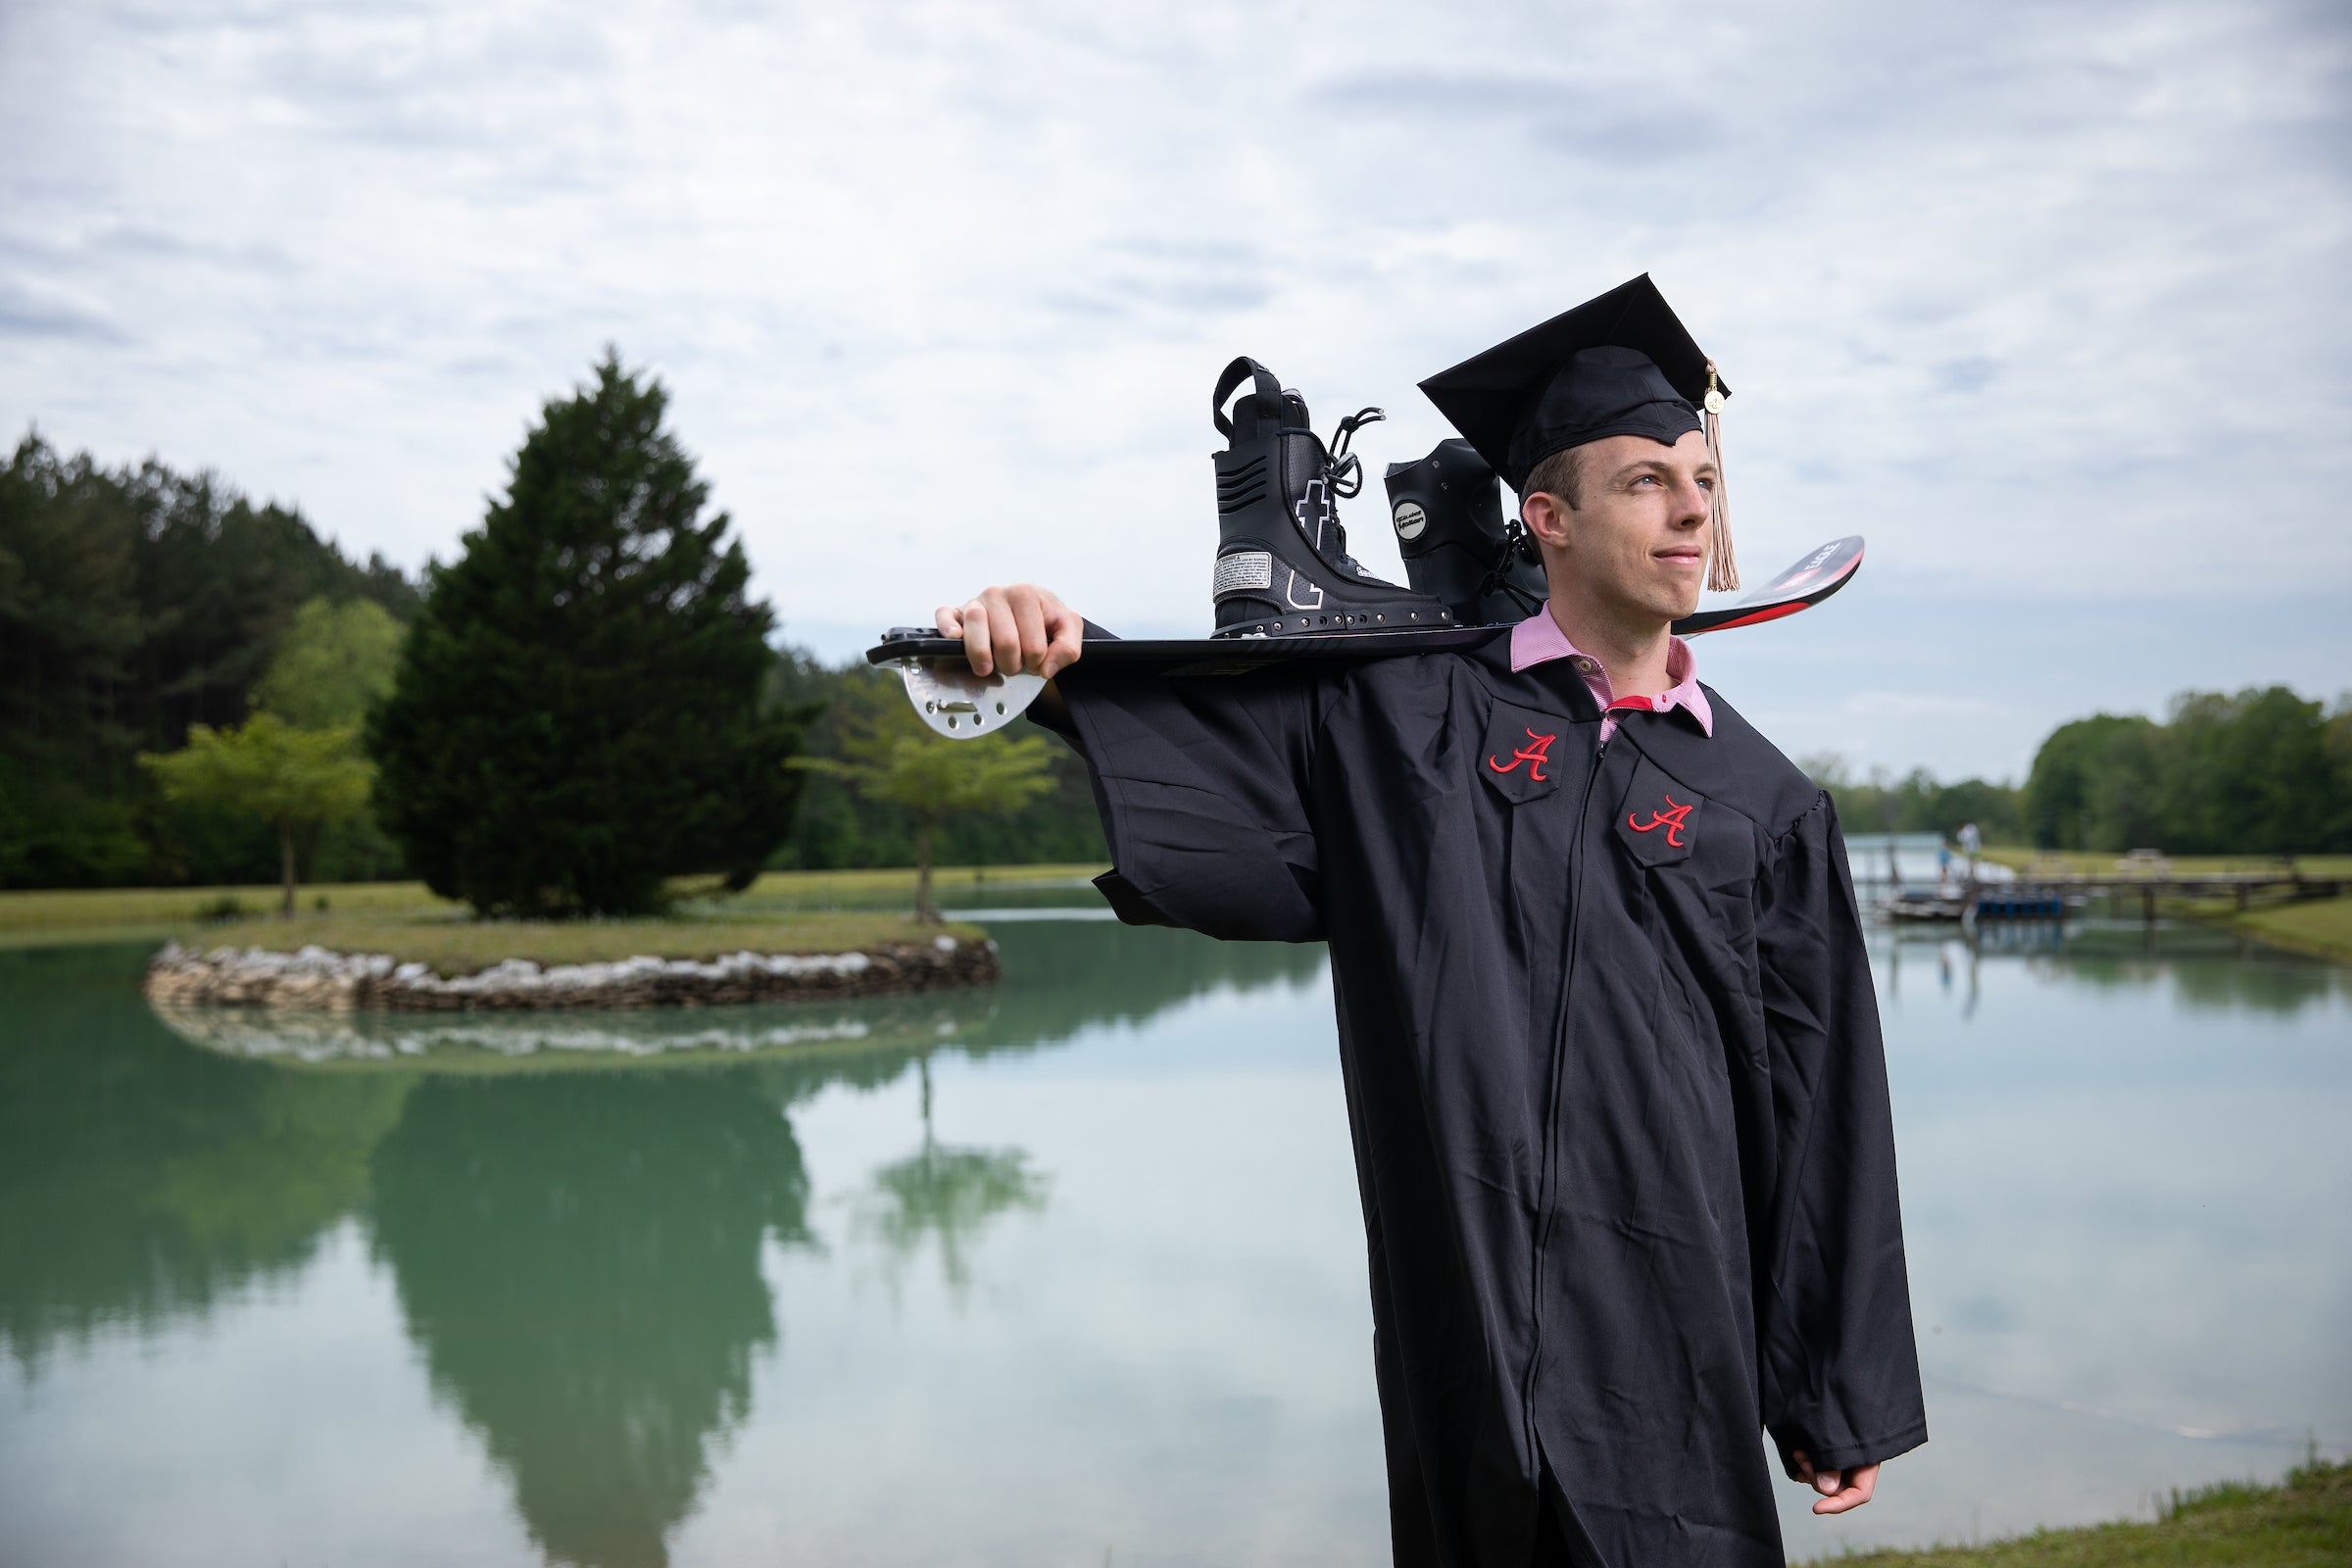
[368,353,808,916]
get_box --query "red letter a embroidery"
[1486,728,1557,782]
[1627,794,1694,848]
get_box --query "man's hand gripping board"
[887,651,1048,739]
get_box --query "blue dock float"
[1972,890,2068,920]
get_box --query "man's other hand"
[936,585,1084,680]
[1790,1450,1879,1516]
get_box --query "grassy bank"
[0,863,1105,965]
[1977,850,2352,878]
[1972,850,2352,966]
[1816,1457,2349,1566]
[2230,896,2352,966]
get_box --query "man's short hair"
[1519,444,1588,512]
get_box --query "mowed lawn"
[0,864,1105,972]
[1813,1458,2349,1566]
[1978,850,2352,879]
[2234,897,2352,965]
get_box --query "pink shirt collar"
[1508,610,1714,744]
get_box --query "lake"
[3,896,2347,1566]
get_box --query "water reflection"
[0,920,1326,1566]
[10,913,2336,1564]
[0,945,414,1370]
[368,1068,810,1568]
[147,917,1328,1071]
[1873,919,2352,1019]
[852,1054,1051,1306]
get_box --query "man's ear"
[1521,490,1572,550]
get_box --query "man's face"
[1523,429,1717,623]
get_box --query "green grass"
[1968,851,2352,966]
[1978,851,2352,878]
[720,863,1106,911]
[0,863,1105,965]
[2231,896,2352,966]
[1813,1457,2350,1566]
[0,879,447,943]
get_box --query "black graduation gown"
[1045,631,1927,1568]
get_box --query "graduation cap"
[1419,274,1739,590]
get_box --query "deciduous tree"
[254,597,404,730]
[139,713,372,915]
[795,673,1055,920]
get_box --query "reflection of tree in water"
[853,1054,1048,1306]
[2023,923,2352,1016]
[1875,923,2352,1020]
[954,917,1327,1053]
[12,915,1328,1556]
[0,945,413,1371]
[366,1066,809,1568]
[337,920,1315,1561]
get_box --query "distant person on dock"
[935,283,1925,1568]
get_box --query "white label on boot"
[1393,500,1428,540]
[1214,551,1274,597]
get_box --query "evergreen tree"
[368,354,808,916]
[0,432,419,888]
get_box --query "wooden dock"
[1886,868,2349,925]
[1862,864,2342,926]
[2032,869,2346,920]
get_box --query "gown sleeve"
[1036,663,1326,944]
[1752,792,1930,1475]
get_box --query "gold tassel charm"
[1701,360,1739,592]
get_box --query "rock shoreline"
[143,935,999,1011]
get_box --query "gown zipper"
[1518,736,1608,1464]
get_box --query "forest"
[0,427,1101,893]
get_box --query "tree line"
[1808,686,2352,854]
[0,360,1102,910]
[0,435,417,888]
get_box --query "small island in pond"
[148,935,995,1011]
[137,906,1001,1012]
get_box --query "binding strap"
[1212,357,1288,439]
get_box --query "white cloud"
[3,0,2346,772]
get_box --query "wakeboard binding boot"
[1209,357,1456,638]
[1385,439,1549,628]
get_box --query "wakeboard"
[868,535,1862,739]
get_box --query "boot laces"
[1469,517,1547,616]
[1314,407,1385,566]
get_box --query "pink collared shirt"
[1509,610,1715,746]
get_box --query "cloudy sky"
[4,0,2346,779]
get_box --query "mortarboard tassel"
[1702,360,1739,592]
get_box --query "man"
[936,282,1926,1567]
